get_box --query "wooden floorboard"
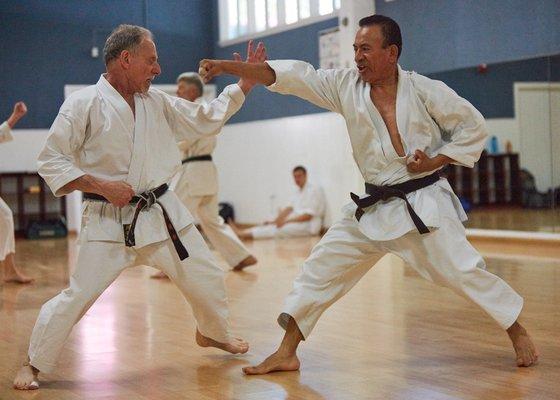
[1,234,559,399]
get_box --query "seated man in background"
[231,166,325,239]
[1,101,34,284]
[151,71,257,278]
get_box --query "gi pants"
[28,225,232,372]
[278,212,523,338]
[0,197,15,261]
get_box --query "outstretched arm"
[165,41,268,143]
[200,52,276,87]
[202,56,344,113]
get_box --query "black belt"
[182,154,212,164]
[83,183,189,260]
[350,172,440,234]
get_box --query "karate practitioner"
[1,101,34,284]
[198,15,539,373]
[230,165,325,239]
[14,25,266,390]
[152,71,256,279]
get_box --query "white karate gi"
[172,132,251,268]
[28,75,245,373]
[251,183,326,239]
[265,60,523,338]
[0,121,16,261]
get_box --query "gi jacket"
[38,75,245,247]
[266,60,487,240]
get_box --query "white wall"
[485,118,519,152]
[0,112,549,230]
[0,129,48,172]
[213,112,363,226]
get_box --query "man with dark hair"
[199,14,538,373]
[13,24,266,390]
[358,14,402,58]
[230,165,325,240]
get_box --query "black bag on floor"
[26,217,68,239]
[219,202,235,222]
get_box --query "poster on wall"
[319,27,341,70]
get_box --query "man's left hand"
[407,150,453,173]
[407,150,437,173]
[236,40,267,93]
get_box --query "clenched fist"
[7,101,28,128]
[199,59,223,83]
[13,102,27,118]
[101,180,135,208]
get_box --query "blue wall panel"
[375,0,560,74]
[0,0,214,128]
[2,0,558,127]
[211,0,338,124]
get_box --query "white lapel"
[97,75,135,136]
[395,65,410,155]
[126,94,148,191]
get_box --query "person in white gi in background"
[1,102,34,284]
[230,165,325,239]
[14,25,267,390]
[199,14,538,373]
[151,71,257,279]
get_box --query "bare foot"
[3,270,34,284]
[196,329,249,354]
[507,321,539,367]
[233,255,258,272]
[150,271,169,279]
[13,363,39,390]
[242,351,300,375]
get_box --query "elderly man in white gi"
[151,71,257,279]
[14,25,266,390]
[199,15,538,373]
[230,165,326,239]
[1,102,34,284]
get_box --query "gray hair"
[103,24,152,65]
[177,72,204,97]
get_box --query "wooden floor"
[1,234,559,400]
[465,206,560,232]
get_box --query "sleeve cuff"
[226,83,246,105]
[49,169,86,197]
[438,148,476,168]
[264,60,290,92]
[0,121,14,143]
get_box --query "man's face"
[293,170,307,189]
[176,82,201,102]
[353,25,397,83]
[127,38,161,93]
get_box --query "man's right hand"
[199,59,223,83]
[7,101,28,128]
[13,102,28,119]
[100,181,135,208]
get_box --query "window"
[219,0,341,45]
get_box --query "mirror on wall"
[431,54,559,233]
